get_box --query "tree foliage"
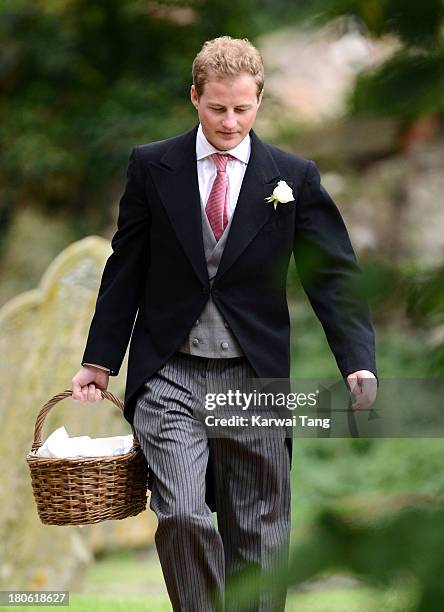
[0,0,259,222]
[309,0,444,119]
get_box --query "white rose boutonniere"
[265,180,295,210]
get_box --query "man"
[72,36,377,611]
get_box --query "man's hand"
[346,370,377,411]
[71,366,109,402]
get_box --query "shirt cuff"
[82,363,111,373]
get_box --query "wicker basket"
[26,389,149,526]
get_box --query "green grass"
[5,594,170,612]
[87,548,165,589]
[5,589,416,612]
[3,541,419,610]
[286,585,417,611]
[6,578,416,612]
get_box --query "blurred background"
[1,0,444,610]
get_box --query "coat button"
[224,321,229,328]
[192,338,200,346]
[221,342,229,350]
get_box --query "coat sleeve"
[81,147,151,375]
[292,160,377,381]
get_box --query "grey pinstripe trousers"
[133,352,291,612]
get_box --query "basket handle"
[30,389,141,453]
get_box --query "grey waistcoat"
[178,204,244,358]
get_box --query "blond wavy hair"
[192,36,264,98]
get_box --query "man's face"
[190,73,263,150]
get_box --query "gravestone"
[0,236,155,590]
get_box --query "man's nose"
[222,115,237,130]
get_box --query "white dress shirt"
[196,123,251,220]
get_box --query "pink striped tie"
[205,153,235,241]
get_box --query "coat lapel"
[147,124,210,289]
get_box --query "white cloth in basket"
[36,426,134,458]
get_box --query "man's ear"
[257,87,264,106]
[190,84,199,109]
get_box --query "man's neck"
[196,124,251,163]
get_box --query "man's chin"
[213,132,242,150]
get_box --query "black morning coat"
[82,124,377,508]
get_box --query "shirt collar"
[196,123,250,164]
